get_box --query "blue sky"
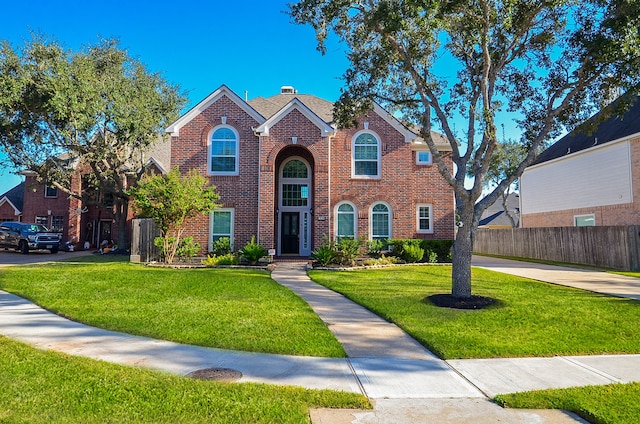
[0,0,350,194]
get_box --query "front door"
[281,212,299,254]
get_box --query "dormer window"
[209,126,239,175]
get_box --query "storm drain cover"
[186,368,243,382]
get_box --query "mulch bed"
[426,294,496,310]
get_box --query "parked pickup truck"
[0,222,61,254]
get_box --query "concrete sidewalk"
[471,255,640,300]
[1,259,639,423]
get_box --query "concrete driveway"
[0,249,93,266]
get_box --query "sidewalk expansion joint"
[346,358,369,398]
[559,356,622,383]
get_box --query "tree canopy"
[290,0,640,298]
[0,35,185,247]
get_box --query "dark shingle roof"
[535,96,640,165]
[0,182,24,212]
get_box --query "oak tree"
[0,35,185,248]
[289,0,640,299]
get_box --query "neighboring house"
[0,182,24,222]
[520,96,640,227]
[478,192,520,229]
[16,137,171,249]
[166,85,455,256]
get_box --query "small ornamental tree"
[129,168,220,264]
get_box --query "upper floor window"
[416,204,433,233]
[209,126,239,175]
[370,202,391,241]
[353,131,381,178]
[336,202,356,238]
[416,150,432,165]
[45,184,58,198]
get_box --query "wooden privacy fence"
[130,218,160,263]
[474,226,640,271]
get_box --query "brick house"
[7,137,171,250]
[167,85,455,255]
[0,182,24,223]
[520,96,640,227]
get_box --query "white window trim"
[352,130,381,179]
[574,213,595,227]
[370,201,391,240]
[209,208,235,251]
[44,182,58,198]
[208,125,239,176]
[416,204,434,234]
[415,150,432,165]
[335,201,357,238]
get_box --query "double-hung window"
[416,204,433,233]
[210,127,239,175]
[353,132,381,178]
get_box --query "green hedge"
[386,239,453,263]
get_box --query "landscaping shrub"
[402,243,424,263]
[239,236,268,264]
[366,239,385,258]
[201,253,239,267]
[311,238,337,266]
[211,237,232,255]
[387,239,453,262]
[336,237,362,266]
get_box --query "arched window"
[353,131,381,178]
[209,126,238,175]
[282,159,308,179]
[370,202,391,241]
[336,202,356,238]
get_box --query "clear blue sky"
[0,0,350,194]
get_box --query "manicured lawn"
[308,265,640,359]
[613,271,640,279]
[0,336,369,423]
[495,383,640,424]
[0,260,345,357]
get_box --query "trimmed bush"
[201,253,239,267]
[211,237,232,255]
[402,243,424,263]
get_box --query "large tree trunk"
[451,223,473,298]
[451,203,477,299]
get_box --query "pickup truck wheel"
[19,240,29,254]
[50,248,59,254]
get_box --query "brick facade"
[168,86,455,256]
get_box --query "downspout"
[256,131,262,246]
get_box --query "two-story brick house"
[167,85,455,255]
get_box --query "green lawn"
[0,260,345,357]
[495,383,640,424]
[308,265,640,359]
[0,336,368,423]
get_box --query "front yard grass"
[0,260,345,357]
[308,265,640,359]
[0,336,369,424]
[495,383,640,424]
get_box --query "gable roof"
[166,85,265,136]
[0,182,25,215]
[478,193,520,227]
[535,95,640,165]
[252,97,336,137]
[249,93,334,124]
